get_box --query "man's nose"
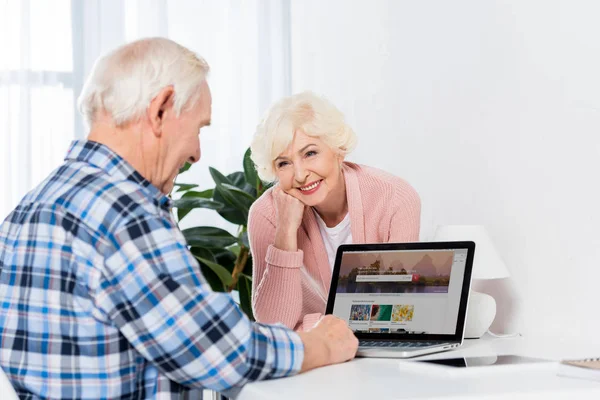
[189,147,201,164]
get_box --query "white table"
[236,334,600,400]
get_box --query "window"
[0,0,291,225]
[0,0,75,217]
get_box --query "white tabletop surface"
[236,334,600,400]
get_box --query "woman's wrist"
[274,228,298,252]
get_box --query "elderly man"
[0,38,357,399]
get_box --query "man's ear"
[148,86,175,137]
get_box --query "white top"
[313,210,352,270]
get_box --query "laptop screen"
[327,242,473,339]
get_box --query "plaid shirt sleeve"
[95,213,304,392]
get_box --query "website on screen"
[331,248,468,335]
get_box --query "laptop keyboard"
[359,340,444,349]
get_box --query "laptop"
[326,241,475,358]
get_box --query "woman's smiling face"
[274,129,344,207]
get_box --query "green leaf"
[212,188,249,226]
[228,171,257,198]
[187,189,214,198]
[175,190,217,221]
[173,183,198,192]
[179,163,192,174]
[218,183,254,211]
[209,166,232,187]
[228,244,241,257]
[214,186,250,222]
[238,274,254,321]
[243,148,260,191]
[195,256,233,287]
[214,249,237,274]
[221,183,254,200]
[182,227,238,248]
[227,171,246,188]
[178,207,192,223]
[214,193,248,225]
[191,247,225,292]
[173,197,223,211]
[243,253,253,277]
[209,168,248,224]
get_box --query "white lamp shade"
[433,225,509,280]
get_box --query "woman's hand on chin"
[273,186,305,252]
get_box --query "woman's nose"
[294,164,309,183]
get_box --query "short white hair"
[78,37,210,127]
[251,91,357,182]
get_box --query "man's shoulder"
[29,160,161,234]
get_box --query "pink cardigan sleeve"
[248,207,304,330]
[388,182,421,242]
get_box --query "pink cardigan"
[247,162,421,331]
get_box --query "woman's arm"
[248,207,305,329]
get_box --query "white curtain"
[0,0,291,228]
[0,0,76,219]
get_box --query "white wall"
[291,0,600,340]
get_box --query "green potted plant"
[172,149,271,320]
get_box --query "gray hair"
[251,91,357,182]
[78,37,210,127]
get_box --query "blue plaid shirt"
[0,140,303,399]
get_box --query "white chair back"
[0,367,19,400]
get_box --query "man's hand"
[297,315,359,373]
[273,186,305,252]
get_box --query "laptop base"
[357,342,460,358]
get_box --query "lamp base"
[464,290,496,339]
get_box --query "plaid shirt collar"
[65,140,172,210]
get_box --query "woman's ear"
[148,86,175,137]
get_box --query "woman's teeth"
[300,181,320,191]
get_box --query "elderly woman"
[248,91,421,331]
